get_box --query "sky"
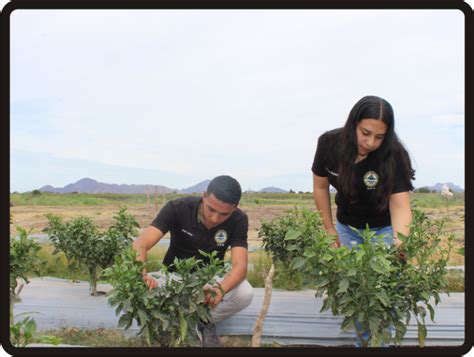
[9,8,465,193]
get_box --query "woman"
[312,95,415,249]
[311,95,415,347]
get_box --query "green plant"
[308,229,400,347]
[299,209,453,347]
[107,206,140,240]
[44,208,139,295]
[390,210,454,347]
[10,226,44,317]
[10,312,62,347]
[10,313,38,347]
[259,208,328,288]
[261,207,453,347]
[103,247,226,347]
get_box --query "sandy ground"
[10,204,303,249]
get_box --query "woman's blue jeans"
[336,221,394,347]
[336,221,394,248]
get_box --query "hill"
[39,178,176,194]
[426,182,464,193]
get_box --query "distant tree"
[289,189,295,194]
[31,190,41,197]
[416,187,431,193]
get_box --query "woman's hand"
[393,236,402,247]
[327,227,341,248]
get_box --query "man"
[132,175,254,347]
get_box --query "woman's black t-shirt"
[311,128,413,229]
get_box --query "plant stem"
[89,267,97,296]
[251,263,275,347]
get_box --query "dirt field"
[10,202,465,265]
[10,203,302,247]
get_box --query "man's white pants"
[149,271,254,324]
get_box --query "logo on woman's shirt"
[363,171,379,189]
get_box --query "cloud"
[431,114,464,126]
[10,9,464,192]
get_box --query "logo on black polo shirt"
[214,230,228,246]
[363,171,379,189]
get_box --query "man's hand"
[143,272,158,289]
[203,285,224,308]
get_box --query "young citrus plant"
[44,207,139,295]
[261,207,453,347]
[103,247,226,347]
[301,209,453,347]
[10,226,44,314]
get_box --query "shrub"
[259,208,328,289]
[44,207,139,295]
[301,209,453,347]
[261,208,453,347]
[103,247,225,347]
[9,226,44,313]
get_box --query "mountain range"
[38,178,463,195]
[423,182,464,193]
[38,178,291,194]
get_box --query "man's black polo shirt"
[151,196,248,271]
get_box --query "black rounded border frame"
[0,0,472,356]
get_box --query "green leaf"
[23,318,37,339]
[339,295,353,305]
[284,229,301,241]
[368,316,379,333]
[337,279,349,293]
[321,253,333,262]
[420,291,430,301]
[427,303,436,322]
[375,292,390,307]
[341,306,355,316]
[341,317,355,331]
[38,335,62,345]
[290,257,306,271]
[303,250,316,259]
[355,249,365,261]
[314,277,329,288]
[370,258,387,274]
[137,310,148,326]
[347,268,357,276]
[118,314,132,329]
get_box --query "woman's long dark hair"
[338,95,415,212]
